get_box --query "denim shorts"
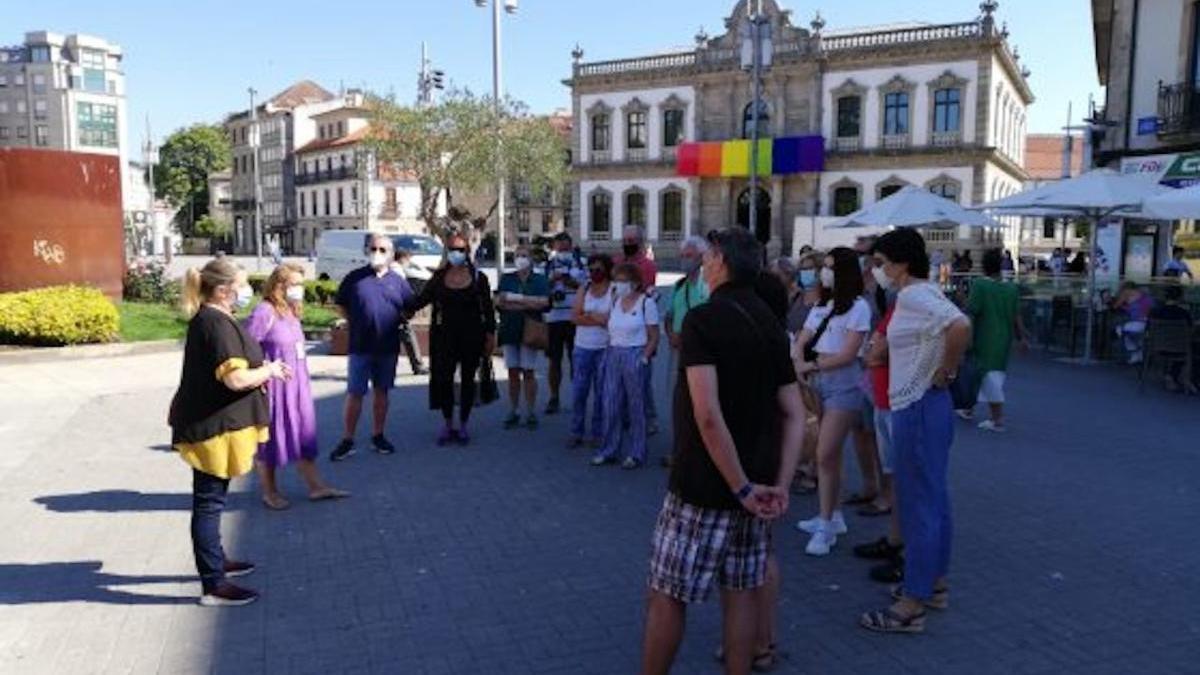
[874,408,894,475]
[812,362,865,412]
[347,353,399,396]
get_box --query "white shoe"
[978,419,1007,433]
[796,511,847,535]
[954,409,974,421]
[805,529,838,556]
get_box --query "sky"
[8,0,1102,152]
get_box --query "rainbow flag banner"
[676,135,824,178]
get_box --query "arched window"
[591,113,610,152]
[624,188,647,228]
[590,190,611,239]
[742,99,771,139]
[660,188,685,239]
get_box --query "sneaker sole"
[329,448,357,462]
[805,542,836,556]
[198,593,258,607]
[224,567,255,578]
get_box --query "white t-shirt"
[576,285,614,350]
[607,293,660,348]
[886,282,966,411]
[802,297,872,355]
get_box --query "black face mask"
[623,243,639,257]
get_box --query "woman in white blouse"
[860,228,970,634]
[590,263,660,469]
[793,248,873,556]
[568,254,615,448]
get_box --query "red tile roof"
[295,126,371,154]
[269,80,335,109]
[1025,134,1085,180]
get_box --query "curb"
[0,340,183,366]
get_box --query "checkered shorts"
[647,492,771,604]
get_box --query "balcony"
[626,147,648,162]
[295,166,357,185]
[931,131,962,147]
[1157,81,1200,136]
[589,150,611,164]
[833,136,861,152]
[881,134,911,150]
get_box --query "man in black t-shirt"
[641,227,807,675]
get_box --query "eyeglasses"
[448,247,468,254]
[369,247,391,253]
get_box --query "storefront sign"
[1120,151,1200,187]
[1136,117,1159,135]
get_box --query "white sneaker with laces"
[805,528,838,556]
[978,419,1007,433]
[796,511,847,535]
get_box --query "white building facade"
[567,1,1033,262]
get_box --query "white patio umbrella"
[827,185,1001,229]
[1140,182,1200,220]
[977,168,1168,363]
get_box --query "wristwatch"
[735,483,753,501]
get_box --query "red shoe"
[223,560,256,578]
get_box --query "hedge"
[246,275,339,305]
[0,286,121,346]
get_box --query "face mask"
[285,285,305,303]
[556,251,573,262]
[233,285,253,310]
[871,266,893,291]
[515,256,531,271]
[370,252,389,269]
[798,269,817,288]
[682,257,701,275]
[589,269,607,284]
[859,255,869,272]
[819,268,836,289]
[623,243,639,257]
[613,281,633,298]
[447,250,467,266]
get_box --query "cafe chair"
[1138,319,1195,394]
[1049,295,1078,357]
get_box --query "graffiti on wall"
[33,239,67,265]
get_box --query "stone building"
[565,0,1033,261]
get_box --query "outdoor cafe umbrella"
[1141,182,1200,220]
[977,168,1168,363]
[827,185,1001,229]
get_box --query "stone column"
[770,177,784,257]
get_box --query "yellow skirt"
[176,426,270,479]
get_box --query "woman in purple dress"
[246,263,348,510]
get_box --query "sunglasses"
[369,247,391,254]
[449,247,468,254]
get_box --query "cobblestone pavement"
[0,346,1197,674]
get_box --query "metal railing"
[931,130,963,147]
[833,136,862,152]
[295,167,357,185]
[1157,81,1200,136]
[881,134,911,150]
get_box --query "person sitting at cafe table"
[1149,285,1195,392]
[1111,281,1155,365]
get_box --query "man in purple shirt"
[330,234,414,461]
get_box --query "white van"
[315,231,445,282]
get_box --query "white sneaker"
[805,529,838,556]
[796,511,847,535]
[978,419,1007,433]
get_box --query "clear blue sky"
[9,0,1100,151]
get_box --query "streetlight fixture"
[248,86,263,271]
[741,0,772,246]
[475,0,517,270]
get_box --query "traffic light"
[431,70,445,90]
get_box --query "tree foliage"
[365,89,568,241]
[193,215,232,239]
[154,124,231,234]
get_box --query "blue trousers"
[597,347,647,462]
[570,346,606,439]
[892,387,954,601]
[191,469,230,593]
[642,350,658,425]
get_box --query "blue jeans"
[570,346,606,439]
[892,387,954,601]
[642,350,658,426]
[191,469,230,593]
[597,347,647,463]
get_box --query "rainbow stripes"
[676,135,825,177]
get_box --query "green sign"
[1162,152,1200,187]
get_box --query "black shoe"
[199,581,258,607]
[372,434,396,455]
[413,366,430,376]
[544,398,560,415]
[222,560,256,578]
[525,414,539,430]
[329,439,356,462]
[869,558,904,584]
[853,537,904,561]
[503,413,521,429]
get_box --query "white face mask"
[613,281,633,298]
[370,252,390,269]
[819,268,836,289]
[871,266,893,291]
[556,250,573,262]
[515,256,531,271]
[233,285,253,310]
[286,285,305,303]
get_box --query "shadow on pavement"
[0,561,195,605]
[33,490,244,513]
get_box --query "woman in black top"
[408,233,497,446]
[170,258,291,606]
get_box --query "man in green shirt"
[964,248,1028,432]
[662,236,710,466]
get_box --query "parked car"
[315,231,444,282]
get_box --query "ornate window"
[928,71,967,143]
[829,179,862,217]
[622,98,649,154]
[589,189,612,239]
[623,187,647,227]
[660,186,685,240]
[925,175,962,203]
[661,94,688,148]
[876,175,909,201]
[586,100,612,158]
[831,79,866,149]
[742,98,771,139]
[878,75,915,148]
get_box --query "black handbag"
[478,355,499,405]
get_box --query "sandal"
[857,503,892,517]
[712,643,779,672]
[842,492,877,506]
[308,487,351,501]
[890,584,949,610]
[853,537,904,560]
[869,559,904,584]
[261,494,291,511]
[860,606,926,634]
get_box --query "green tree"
[154,124,231,235]
[366,89,568,240]
[193,215,232,239]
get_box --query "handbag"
[521,315,549,351]
[802,309,835,363]
[478,355,500,405]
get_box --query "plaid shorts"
[647,492,771,604]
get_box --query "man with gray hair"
[661,236,710,466]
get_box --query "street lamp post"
[741,0,772,246]
[248,87,263,271]
[475,0,517,270]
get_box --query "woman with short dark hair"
[860,227,970,634]
[568,253,614,448]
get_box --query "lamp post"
[248,86,263,271]
[741,0,772,246]
[475,0,518,270]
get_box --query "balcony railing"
[295,167,357,185]
[833,136,862,152]
[881,134,911,150]
[931,131,963,147]
[589,150,611,164]
[823,21,981,51]
[626,147,648,162]
[1157,81,1200,136]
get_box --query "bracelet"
[735,483,753,501]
